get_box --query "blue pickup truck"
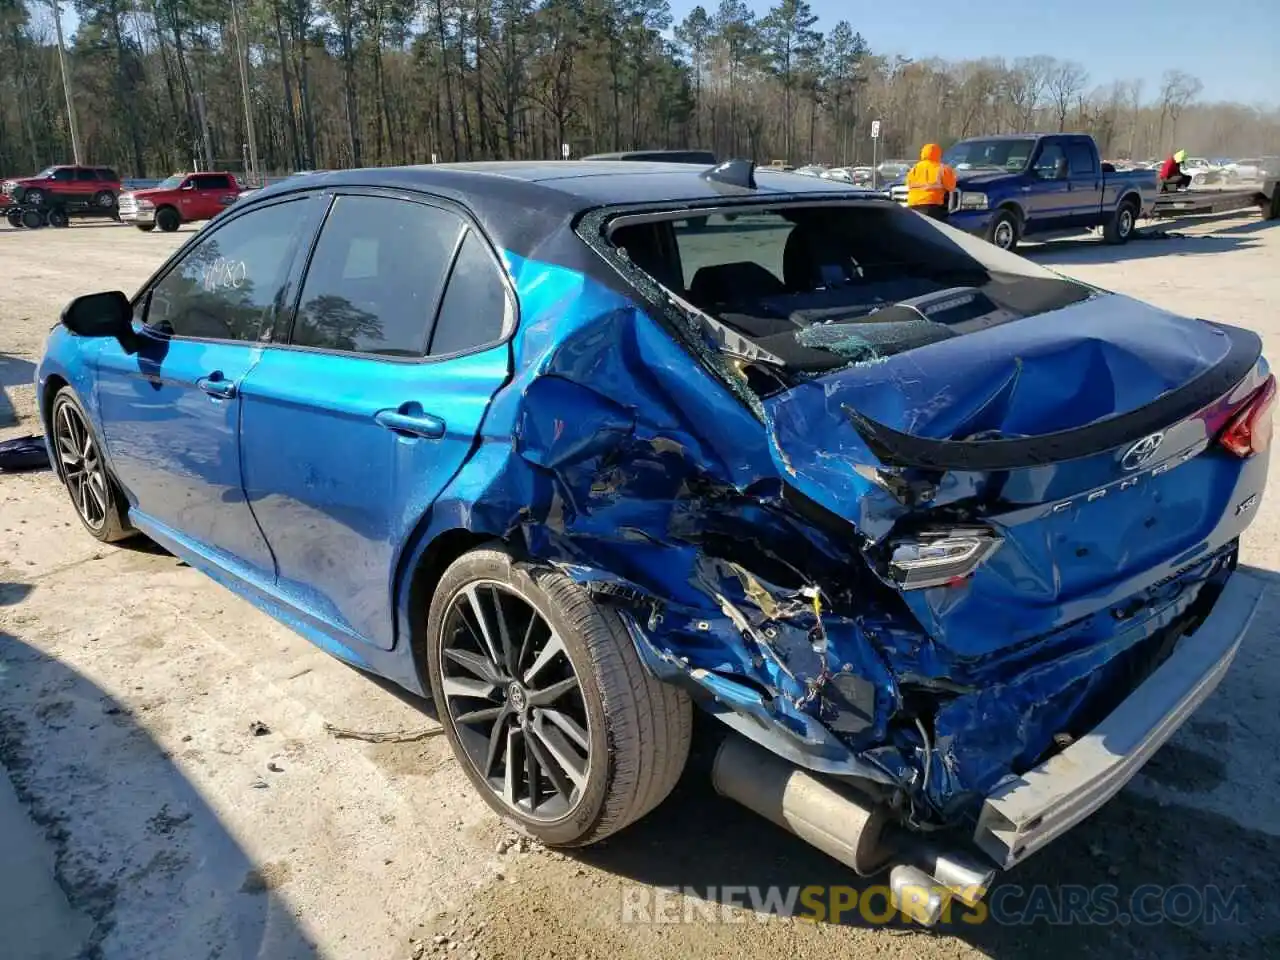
[929,134,1159,251]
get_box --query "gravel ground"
[2,212,1279,960]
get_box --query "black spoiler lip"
[848,323,1263,472]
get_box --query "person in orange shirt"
[906,143,958,221]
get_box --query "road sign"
[562,143,570,159]
[870,120,881,140]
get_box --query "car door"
[1024,142,1070,234]
[192,174,238,220]
[46,166,77,201]
[74,167,100,200]
[238,190,514,651]
[92,194,322,580]
[1064,138,1104,228]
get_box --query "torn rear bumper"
[973,570,1263,870]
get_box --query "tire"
[93,190,116,209]
[156,206,181,232]
[135,223,156,233]
[1103,199,1138,244]
[21,208,43,229]
[47,208,70,228]
[49,387,134,543]
[986,209,1021,252]
[5,208,21,228]
[1265,188,1280,222]
[24,188,46,206]
[427,545,692,847]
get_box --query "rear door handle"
[375,407,445,439]
[196,375,238,399]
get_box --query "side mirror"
[60,291,137,352]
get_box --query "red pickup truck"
[2,165,121,209]
[118,172,241,232]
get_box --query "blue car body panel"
[35,164,1269,827]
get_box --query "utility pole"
[50,0,82,164]
[231,0,260,185]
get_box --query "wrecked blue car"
[38,160,1271,922]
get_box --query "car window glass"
[1033,144,1067,179]
[1066,143,1095,176]
[291,195,462,356]
[75,168,97,182]
[429,230,512,356]
[145,199,307,342]
[672,211,793,291]
[51,168,74,181]
[197,175,232,190]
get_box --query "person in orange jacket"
[906,143,958,220]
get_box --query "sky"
[668,0,1280,107]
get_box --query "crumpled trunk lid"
[764,294,1267,659]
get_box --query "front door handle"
[375,406,445,439]
[196,375,238,399]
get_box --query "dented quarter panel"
[392,231,1266,826]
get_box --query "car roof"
[240,160,876,258]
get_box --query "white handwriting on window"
[200,257,247,292]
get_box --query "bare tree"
[1048,60,1088,132]
[1159,69,1203,151]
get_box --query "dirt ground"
[2,212,1280,960]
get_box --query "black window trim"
[275,185,519,365]
[131,192,325,349]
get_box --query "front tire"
[47,208,70,228]
[427,546,692,847]
[1103,199,1138,244]
[5,208,21,228]
[24,188,46,207]
[986,209,1021,252]
[135,223,156,233]
[156,206,181,232]
[50,388,134,543]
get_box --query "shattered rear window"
[606,201,1094,393]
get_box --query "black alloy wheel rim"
[440,581,591,821]
[54,401,108,531]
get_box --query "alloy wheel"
[1119,208,1134,237]
[54,401,109,531]
[993,220,1015,250]
[440,581,591,821]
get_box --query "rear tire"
[20,208,43,229]
[427,545,692,847]
[986,209,1021,252]
[49,387,134,543]
[1103,199,1138,244]
[47,208,70,228]
[156,206,181,233]
[5,208,21,228]
[93,190,116,209]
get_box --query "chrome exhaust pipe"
[712,734,996,925]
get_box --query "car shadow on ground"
[0,607,321,958]
[1024,229,1262,266]
[568,567,1280,958]
[0,354,36,390]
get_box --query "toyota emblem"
[1121,432,1165,471]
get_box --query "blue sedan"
[38,160,1272,920]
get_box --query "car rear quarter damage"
[409,192,1270,858]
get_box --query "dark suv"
[2,165,122,209]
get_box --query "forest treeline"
[1,0,1276,178]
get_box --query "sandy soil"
[2,212,1279,960]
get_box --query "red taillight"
[1220,374,1277,458]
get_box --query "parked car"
[118,172,242,232]
[940,133,1159,250]
[1223,158,1280,183]
[794,164,827,177]
[820,167,853,183]
[39,160,1271,925]
[875,160,909,185]
[2,164,121,210]
[1182,157,1226,187]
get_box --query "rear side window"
[196,174,233,190]
[429,230,512,356]
[75,168,97,182]
[1066,143,1096,176]
[291,195,463,357]
[145,198,309,342]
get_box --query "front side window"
[196,174,233,190]
[1033,144,1067,179]
[145,199,308,342]
[291,195,463,356]
[50,168,75,182]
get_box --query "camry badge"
[1121,433,1165,472]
